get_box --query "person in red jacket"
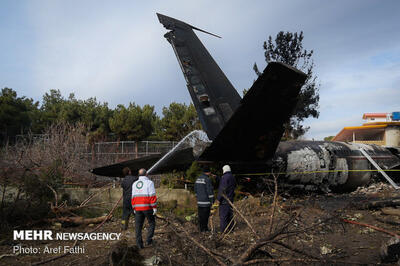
[131,168,157,249]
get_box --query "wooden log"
[351,198,400,210]
[381,207,400,217]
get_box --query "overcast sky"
[1,0,399,140]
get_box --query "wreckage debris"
[351,182,396,195]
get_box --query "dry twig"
[268,173,278,235]
[342,218,400,238]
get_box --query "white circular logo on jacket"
[136,181,143,189]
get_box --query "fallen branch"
[222,215,236,240]
[90,195,122,232]
[350,198,400,210]
[50,202,108,214]
[342,218,400,238]
[381,207,400,217]
[374,216,400,226]
[273,240,320,260]
[48,215,108,225]
[234,215,296,265]
[80,183,113,207]
[243,258,319,265]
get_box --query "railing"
[90,141,177,157]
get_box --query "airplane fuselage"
[272,141,400,192]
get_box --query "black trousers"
[121,201,133,230]
[198,206,211,232]
[122,201,133,220]
[219,204,233,232]
[135,210,156,247]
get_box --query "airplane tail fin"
[158,13,242,140]
[158,14,307,164]
[200,62,307,162]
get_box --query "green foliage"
[157,102,201,140]
[109,103,156,141]
[254,31,320,139]
[185,161,201,183]
[39,89,66,129]
[160,172,184,189]
[0,88,202,143]
[0,88,39,143]
[324,136,335,141]
[81,98,113,142]
[40,90,113,141]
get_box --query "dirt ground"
[1,182,400,265]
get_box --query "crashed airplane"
[91,13,400,192]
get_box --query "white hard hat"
[222,165,231,174]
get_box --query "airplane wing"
[90,131,210,177]
[200,62,307,162]
[90,154,162,177]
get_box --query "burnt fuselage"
[270,141,400,191]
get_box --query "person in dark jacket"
[194,165,215,232]
[121,167,138,230]
[218,165,236,232]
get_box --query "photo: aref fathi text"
[13,245,85,254]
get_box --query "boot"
[121,219,128,231]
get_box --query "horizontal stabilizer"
[200,62,307,162]
[90,154,162,177]
[90,148,197,177]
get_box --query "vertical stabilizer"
[157,13,242,140]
